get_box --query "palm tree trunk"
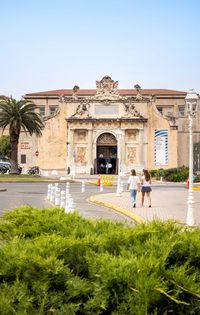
[10,133,19,174]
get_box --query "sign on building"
[154,129,168,166]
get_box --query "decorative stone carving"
[126,130,137,141]
[76,147,87,165]
[72,101,90,118]
[97,133,117,145]
[58,94,65,103]
[95,75,121,100]
[75,130,87,142]
[124,103,140,117]
[127,147,136,163]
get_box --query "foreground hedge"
[0,207,200,314]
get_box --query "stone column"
[121,130,126,172]
[87,129,93,171]
[139,128,147,169]
[67,128,74,168]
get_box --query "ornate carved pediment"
[95,75,121,100]
[123,102,141,118]
[71,100,90,118]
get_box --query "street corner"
[89,195,147,224]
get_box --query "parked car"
[0,162,11,174]
[0,162,22,174]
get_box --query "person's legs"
[146,192,151,207]
[141,191,145,206]
[130,189,134,206]
[130,189,137,206]
[133,190,137,207]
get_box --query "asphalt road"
[0,181,186,222]
[0,182,133,222]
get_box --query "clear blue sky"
[1,0,200,98]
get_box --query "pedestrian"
[127,169,140,208]
[141,169,152,207]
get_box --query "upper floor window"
[38,106,45,117]
[166,106,174,117]
[50,106,58,115]
[178,105,185,116]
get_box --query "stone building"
[19,75,200,174]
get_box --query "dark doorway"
[95,133,117,174]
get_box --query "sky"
[0,0,200,99]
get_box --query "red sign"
[35,150,39,157]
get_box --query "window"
[50,106,58,115]
[157,106,163,114]
[21,154,26,164]
[178,105,185,116]
[39,106,45,117]
[166,106,174,117]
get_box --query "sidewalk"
[90,187,200,226]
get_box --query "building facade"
[19,75,200,174]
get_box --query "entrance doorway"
[95,133,117,174]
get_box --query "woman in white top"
[141,169,152,207]
[127,169,140,208]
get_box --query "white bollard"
[69,201,76,212]
[100,182,103,192]
[66,182,70,194]
[65,193,71,200]
[81,180,85,193]
[120,181,124,193]
[60,190,66,208]
[47,184,52,200]
[55,187,61,206]
[65,196,73,213]
[50,185,55,203]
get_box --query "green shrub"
[194,174,200,182]
[149,167,189,182]
[149,169,157,178]
[0,207,200,314]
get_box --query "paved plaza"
[90,184,200,225]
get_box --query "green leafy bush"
[0,206,200,314]
[194,174,200,182]
[150,167,189,182]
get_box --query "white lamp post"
[115,129,124,196]
[185,90,198,226]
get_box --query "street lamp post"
[115,129,124,196]
[185,90,198,226]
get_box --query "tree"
[73,85,80,93]
[134,84,141,92]
[0,135,11,160]
[0,97,44,174]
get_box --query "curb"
[89,196,147,224]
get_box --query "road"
[0,181,188,223]
[0,182,133,222]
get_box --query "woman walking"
[141,169,152,207]
[127,169,140,208]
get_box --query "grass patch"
[0,174,74,182]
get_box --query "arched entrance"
[95,133,117,174]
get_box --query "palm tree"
[0,97,44,174]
